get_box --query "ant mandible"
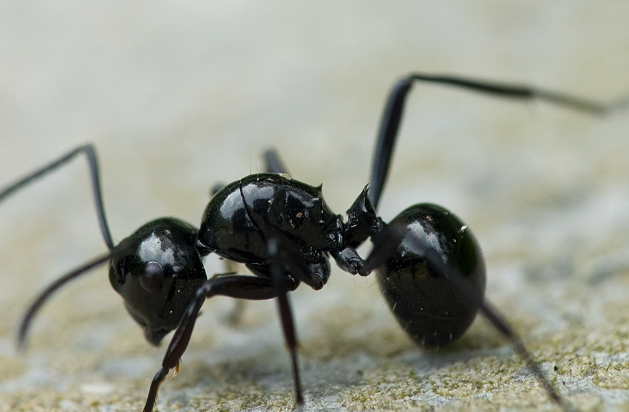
[0,73,615,411]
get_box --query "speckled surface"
[1,2,629,411]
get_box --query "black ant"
[0,73,616,411]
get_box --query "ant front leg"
[267,238,306,407]
[207,149,292,326]
[264,237,338,407]
[142,274,298,412]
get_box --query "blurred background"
[1,1,628,411]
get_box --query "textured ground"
[1,2,629,411]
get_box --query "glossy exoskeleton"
[379,203,485,347]
[0,73,614,412]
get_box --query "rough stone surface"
[1,2,629,411]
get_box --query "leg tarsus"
[143,367,169,412]
[409,73,609,114]
[290,350,304,407]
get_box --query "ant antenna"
[0,144,114,250]
[17,252,113,350]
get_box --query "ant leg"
[211,147,289,196]
[369,73,614,209]
[363,226,574,412]
[210,182,225,197]
[142,274,298,412]
[213,146,290,326]
[218,260,247,325]
[267,238,312,407]
[263,148,290,174]
[0,144,114,250]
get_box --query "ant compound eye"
[112,256,128,285]
[139,261,165,294]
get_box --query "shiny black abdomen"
[376,203,486,347]
[198,173,344,266]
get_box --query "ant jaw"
[144,326,171,346]
[124,299,177,346]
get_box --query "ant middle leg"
[208,148,292,326]
[267,238,305,407]
[263,237,338,407]
[210,148,288,198]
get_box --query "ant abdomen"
[376,203,486,347]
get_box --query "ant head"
[109,217,207,345]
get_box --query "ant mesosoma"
[0,73,616,411]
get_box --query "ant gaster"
[0,73,616,411]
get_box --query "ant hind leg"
[363,225,574,412]
[368,73,613,210]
